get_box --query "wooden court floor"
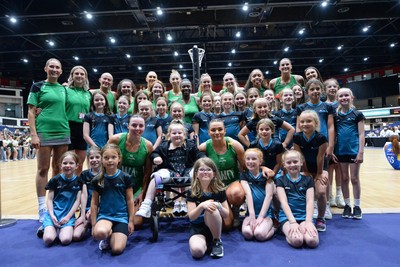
[0,147,399,220]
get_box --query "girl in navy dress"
[91,144,134,255]
[218,92,243,142]
[293,110,328,232]
[155,97,173,135]
[275,88,297,148]
[192,92,216,146]
[384,135,400,170]
[241,148,275,241]
[83,91,112,149]
[239,98,294,148]
[187,158,229,259]
[234,91,247,112]
[73,147,102,241]
[42,151,82,246]
[139,100,162,149]
[334,88,365,219]
[109,95,131,134]
[276,150,319,248]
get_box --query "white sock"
[38,196,46,211]
[344,198,351,206]
[142,199,152,205]
[354,199,361,207]
[336,186,342,196]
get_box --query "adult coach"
[27,58,70,222]
[269,58,304,97]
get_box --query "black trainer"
[36,225,44,238]
[352,206,362,220]
[342,205,352,219]
[210,239,224,258]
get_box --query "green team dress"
[167,90,182,107]
[205,137,240,185]
[180,96,199,124]
[118,133,148,197]
[66,87,91,122]
[273,75,298,96]
[27,81,70,145]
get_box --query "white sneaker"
[329,195,337,207]
[312,202,318,219]
[324,204,333,220]
[180,201,188,216]
[336,194,345,208]
[136,200,152,218]
[173,202,181,216]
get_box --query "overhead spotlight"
[109,37,116,43]
[156,7,163,15]
[298,28,305,35]
[273,60,278,65]
[319,58,324,63]
[284,47,290,52]
[337,45,343,50]
[174,51,179,56]
[167,34,173,41]
[84,11,93,19]
[21,58,28,63]
[157,31,161,39]
[9,16,17,23]
[242,2,249,11]
[265,71,269,75]
[253,27,256,34]
[126,54,131,58]
[390,43,396,47]
[235,31,241,38]
[231,49,236,54]
[344,68,349,72]
[138,66,142,70]
[363,57,369,61]
[93,68,98,73]
[179,64,183,69]
[46,40,55,47]
[321,1,328,7]
[362,26,370,32]
[73,56,79,61]
[183,74,187,78]
[228,62,232,67]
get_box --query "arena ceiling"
[0,0,399,87]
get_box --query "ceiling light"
[319,58,324,63]
[362,26,370,32]
[73,56,79,61]
[228,62,232,67]
[138,66,142,70]
[390,43,396,47]
[183,74,187,78]
[284,47,290,52]
[84,11,93,19]
[265,71,269,75]
[337,45,343,50]
[21,58,28,63]
[298,28,305,35]
[273,60,277,65]
[156,7,163,15]
[9,17,17,23]
[344,68,348,72]
[364,57,369,61]
[126,54,131,58]
[242,2,249,11]
[179,64,183,69]
[231,49,236,54]
[47,40,55,47]
[235,31,241,38]
[321,1,328,7]
[109,37,116,43]
[167,34,172,41]
[174,51,179,56]
[93,68,98,73]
